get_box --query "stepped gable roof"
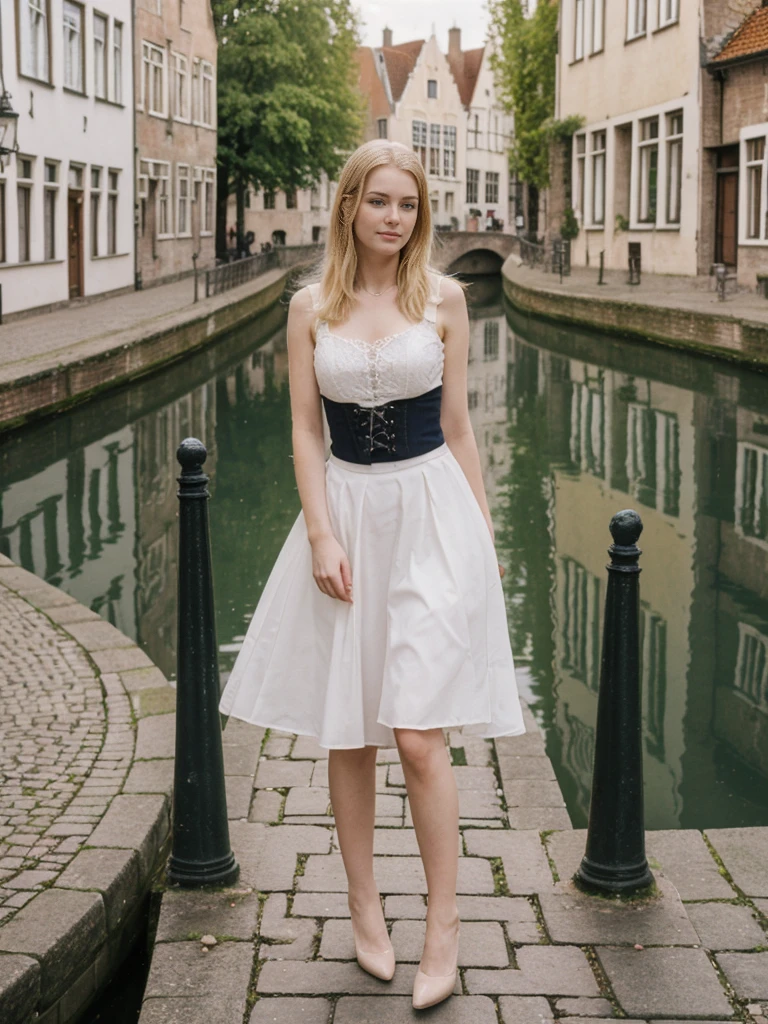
[380,39,425,102]
[447,46,485,108]
[712,5,768,63]
[355,46,390,118]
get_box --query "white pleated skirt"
[218,441,526,749]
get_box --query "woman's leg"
[394,727,460,974]
[328,745,391,952]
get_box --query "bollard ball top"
[177,437,208,469]
[610,509,643,547]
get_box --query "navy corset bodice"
[322,385,445,464]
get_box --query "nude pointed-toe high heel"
[412,921,460,1010]
[350,916,396,981]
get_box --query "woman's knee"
[394,728,445,774]
[329,745,378,769]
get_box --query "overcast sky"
[353,0,493,51]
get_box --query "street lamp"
[0,90,19,171]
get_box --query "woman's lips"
[378,232,400,239]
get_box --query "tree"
[488,0,559,192]
[212,0,365,254]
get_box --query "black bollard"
[598,250,606,286]
[576,510,654,894]
[167,438,239,887]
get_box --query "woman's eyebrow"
[365,190,419,201]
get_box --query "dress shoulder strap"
[424,271,444,324]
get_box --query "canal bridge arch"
[431,231,518,275]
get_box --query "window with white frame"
[485,171,499,205]
[427,79,437,99]
[443,126,456,177]
[466,168,479,205]
[666,111,683,224]
[93,12,107,99]
[113,22,123,103]
[138,162,148,235]
[470,113,480,148]
[0,181,6,263]
[658,0,679,29]
[638,116,659,222]
[734,623,768,709]
[377,118,387,139]
[263,189,275,210]
[44,161,58,260]
[20,0,50,82]
[173,53,189,120]
[63,2,83,92]
[591,0,605,53]
[575,134,586,218]
[155,162,171,236]
[627,0,647,39]
[574,0,585,61]
[429,124,440,176]
[142,42,167,115]
[736,441,768,542]
[177,164,190,235]
[745,135,765,241]
[591,130,606,225]
[90,166,101,256]
[195,167,215,235]
[107,169,118,254]
[200,60,214,127]
[412,120,427,168]
[17,156,33,262]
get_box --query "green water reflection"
[2,277,767,830]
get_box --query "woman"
[218,139,525,1010]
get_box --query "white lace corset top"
[308,273,445,408]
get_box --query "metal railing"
[201,243,324,300]
[518,236,571,277]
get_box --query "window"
[113,22,123,103]
[466,168,479,205]
[427,79,437,99]
[485,171,499,205]
[90,166,101,256]
[0,181,5,262]
[575,134,586,218]
[484,321,499,360]
[470,113,480,148]
[377,118,387,139]
[93,13,107,99]
[736,442,768,542]
[177,164,190,235]
[44,161,58,260]
[196,167,215,235]
[627,0,647,39]
[638,116,659,222]
[574,0,585,60]
[592,0,605,52]
[430,196,438,216]
[286,190,297,209]
[445,192,454,215]
[443,126,456,177]
[412,120,427,168]
[63,2,83,92]
[429,124,440,176]
[591,130,606,225]
[142,42,167,115]
[658,0,679,28]
[107,170,118,254]
[263,190,275,210]
[20,0,50,82]
[156,163,170,236]
[666,111,683,224]
[199,60,214,126]
[627,404,681,516]
[17,156,33,262]
[746,137,765,241]
[68,163,83,189]
[173,53,189,120]
[734,623,768,708]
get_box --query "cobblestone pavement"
[0,583,111,919]
[141,696,768,1024]
[510,261,768,322]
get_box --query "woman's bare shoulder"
[437,275,467,311]
[289,284,316,314]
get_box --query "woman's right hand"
[310,534,353,603]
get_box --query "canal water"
[2,275,768,836]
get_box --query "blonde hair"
[315,140,437,326]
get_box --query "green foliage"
[212,0,365,195]
[561,207,579,240]
[615,213,630,233]
[488,0,559,190]
[544,114,586,142]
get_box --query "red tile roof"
[713,6,768,63]
[355,47,390,120]
[380,40,425,102]
[447,46,485,108]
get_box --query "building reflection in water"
[1,282,767,829]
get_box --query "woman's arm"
[437,278,496,546]
[286,287,353,602]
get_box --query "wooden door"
[716,172,738,268]
[68,192,83,298]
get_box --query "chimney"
[448,26,461,57]
[382,27,392,47]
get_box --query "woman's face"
[351,164,420,257]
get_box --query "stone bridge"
[431,230,519,275]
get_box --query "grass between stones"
[527,893,551,944]
[539,830,560,883]
[488,856,510,897]
[582,945,625,1016]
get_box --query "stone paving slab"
[706,830,768,899]
[155,890,260,942]
[686,903,767,951]
[249,996,333,1023]
[334,994,498,1022]
[716,953,768,1000]
[464,946,601,996]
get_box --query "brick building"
[706,3,768,287]
[134,0,217,287]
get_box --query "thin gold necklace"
[357,281,397,297]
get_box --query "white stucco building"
[0,0,134,317]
